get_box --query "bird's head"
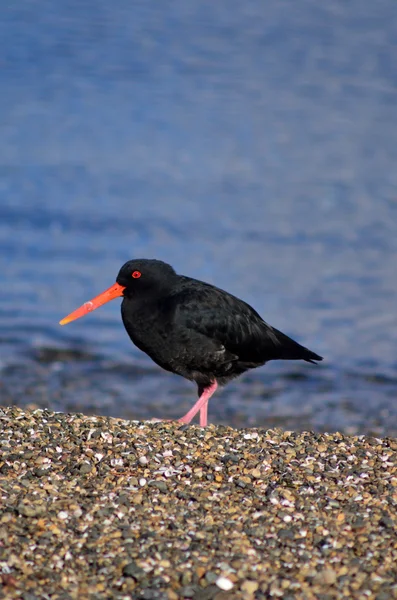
[59,259,177,326]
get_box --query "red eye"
[132,270,141,279]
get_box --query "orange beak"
[59,282,126,326]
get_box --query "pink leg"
[178,381,218,427]
[199,400,208,427]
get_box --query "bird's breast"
[121,298,176,357]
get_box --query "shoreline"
[0,406,396,599]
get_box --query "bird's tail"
[269,326,323,364]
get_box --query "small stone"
[123,561,146,580]
[7,554,21,568]
[241,580,259,594]
[180,572,192,586]
[34,468,49,477]
[379,515,394,529]
[179,586,196,598]
[216,577,234,591]
[376,593,392,600]
[159,559,171,568]
[132,493,143,504]
[193,586,220,600]
[314,568,337,585]
[149,480,168,492]
[79,462,92,474]
[17,503,45,517]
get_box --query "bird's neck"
[121,292,169,323]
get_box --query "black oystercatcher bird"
[60,259,322,426]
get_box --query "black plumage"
[61,258,323,426]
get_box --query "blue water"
[1,0,397,435]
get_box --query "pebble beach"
[0,406,396,600]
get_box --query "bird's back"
[172,276,322,366]
[121,273,321,387]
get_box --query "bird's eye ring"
[132,270,141,279]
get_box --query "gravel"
[0,406,396,599]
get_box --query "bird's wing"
[172,283,281,364]
[172,280,322,364]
